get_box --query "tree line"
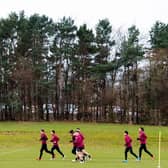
[0,11,167,124]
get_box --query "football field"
[0,122,167,168]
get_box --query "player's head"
[51,130,55,134]
[139,127,144,132]
[124,130,128,135]
[41,129,45,133]
[69,129,74,134]
[76,128,81,132]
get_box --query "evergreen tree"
[119,25,144,123]
[50,17,77,119]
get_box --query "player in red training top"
[50,130,65,159]
[137,127,154,160]
[69,129,85,163]
[73,131,85,163]
[76,128,91,160]
[37,129,52,160]
[123,131,138,163]
[69,129,76,156]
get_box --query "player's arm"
[41,135,48,141]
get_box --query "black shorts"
[76,147,84,152]
[72,146,76,154]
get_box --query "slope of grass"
[0,122,167,168]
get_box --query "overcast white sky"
[0,0,168,33]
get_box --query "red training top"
[74,132,84,148]
[139,131,147,144]
[79,132,85,141]
[51,134,60,146]
[40,133,48,144]
[124,134,132,147]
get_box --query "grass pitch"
[0,122,167,168]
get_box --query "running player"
[37,129,52,160]
[50,130,65,159]
[76,128,91,160]
[69,129,84,163]
[137,127,154,160]
[69,129,76,156]
[123,130,138,163]
[74,131,85,163]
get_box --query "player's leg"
[76,147,84,163]
[130,147,138,159]
[72,146,77,155]
[55,146,64,157]
[39,144,45,160]
[143,144,153,157]
[44,144,52,155]
[139,144,144,160]
[51,146,56,159]
[71,147,79,162]
[124,147,129,161]
[82,149,91,160]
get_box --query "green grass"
[0,121,167,168]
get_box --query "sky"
[0,0,168,34]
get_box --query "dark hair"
[124,131,128,134]
[51,130,55,133]
[140,127,144,131]
[41,129,45,132]
[69,129,74,134]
